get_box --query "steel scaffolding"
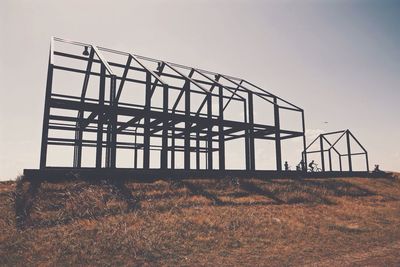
[303,129,369,172]
[36,37,307,177]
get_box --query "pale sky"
[0,0,399,180]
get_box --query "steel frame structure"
[303,129,369,172]
[35,37,307,175]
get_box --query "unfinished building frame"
[38,37,307,175]
[303,130,369,172]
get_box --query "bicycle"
[308,163,322,172]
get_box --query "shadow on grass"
[104,179,139,212]
[300,179,376,197]
[15,174,397,230]
[15,177,42,230]
[239,180,284,204]
[180,181,224,205]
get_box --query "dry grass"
[1,173,400,266]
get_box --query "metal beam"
[39,46,54,170]
[143,72,151,169]
[218,85,225,170]
[274,97,282,172]
[115,55,133,102]
[346,130,353,172]
[96,65,106,168]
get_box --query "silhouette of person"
[373,164,380,172]
[284,161,289,171]
[299,159,305,171]
[309,160,315,172]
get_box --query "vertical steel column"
[105,125,111,167]
[171,112,175,169]
[218,85,225,170]
[161,84,169,169]
[96,65,106,168]
[39,56,54,169]
[339,155,342,171]
[109,76,117,168]
[74,113,83,168]
[244,100,250,171]
[346,130,352,172]
[143,72,151,169]
[196,132,200,170]
[184,82,191,170]
[74,49,94,168]
[134,132,138,169]
[320,135,325,171]
[301,110,308,171]
[248,92,255,170]
[328,149,332,171]
[273,97,282,172]
[365,152,369,172]
[207,93,213,170]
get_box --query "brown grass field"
[1,173,400,266]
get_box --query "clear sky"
[0,0,399,180]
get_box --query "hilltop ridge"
[1,174,400,266]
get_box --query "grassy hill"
[1,173,400,266]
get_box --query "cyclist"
[309,160,316,172]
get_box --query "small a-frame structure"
[303,129,369,172]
